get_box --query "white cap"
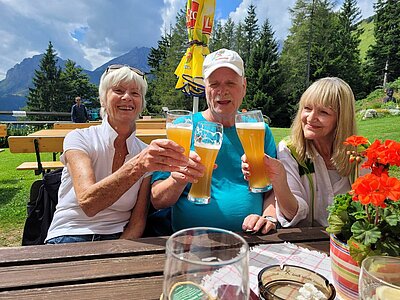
[203,49,244,79]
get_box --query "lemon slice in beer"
[375,285,400,299]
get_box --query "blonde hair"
[290,77,356,176]
[98,66,147,119]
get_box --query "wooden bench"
[53,120,166,130]
[8,136,65,175]
[53,122,101,129]
[0,124,7,152]
[0,124,6,137]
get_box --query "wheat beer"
[166,124,192,157]
[236,122,271,192]
[188,142,220,204]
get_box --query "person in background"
[71,96,89,123]
[242,77,357,227]
[150,49,278,235]
[383,88,397,104]
[46,65,203,244]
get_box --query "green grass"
[358,19,375,61]
[0,116,399,247]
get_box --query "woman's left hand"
[242,214,277,235]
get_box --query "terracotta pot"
[330,234,360,300]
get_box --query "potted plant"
[326,135,400,300]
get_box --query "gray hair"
[98,66,147,118]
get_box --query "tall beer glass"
[166,110,193,157]
[188,121,223,205]
[235,110,272,193]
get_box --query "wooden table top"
[0,227,330,299]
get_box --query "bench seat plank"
[0,124,7,137]
[16,161,64,171]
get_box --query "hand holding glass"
[188,121,223,205]
[235,110,271,193]
[162,227,250,300]
[166,110,193,157]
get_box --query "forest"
[27,0,400,127]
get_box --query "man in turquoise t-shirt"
[150,49,278,234]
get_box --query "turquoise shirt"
[151,112,277,232]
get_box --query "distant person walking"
[71,96,89,123]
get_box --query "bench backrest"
[0,124,7,138]
[53,122,101,129]
[8,136,64,153]
[136,122,166,129]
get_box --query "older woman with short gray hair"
[46,65,203,244]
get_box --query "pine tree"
[147,9,192,114]
[234,22,246,59]
[365,0,400,90]
[209,20,223,51]
[60,60,98,112]
[26,41,63,120]
[280,0,339,107]
[148,33,171,73]
[279,0,314,104]
[221,18,235,50]
[245,20,289,127]
[334,0,364,98]
[242,4,259,65]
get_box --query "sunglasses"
[105,64,145,78]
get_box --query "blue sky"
[0,0,374,81]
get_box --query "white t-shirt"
[276,140,351,227]
[46,117,149,241]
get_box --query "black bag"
[22,168,63,246]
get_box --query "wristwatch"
[263,215,278,226]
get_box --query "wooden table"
[30,128,167,144]
[0,227,330,299]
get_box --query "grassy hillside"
[358,17,375,61]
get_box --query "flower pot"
[330,234,360,300]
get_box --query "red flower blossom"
[350,173,400,207]
[343,135,369,147]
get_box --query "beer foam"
[235,122,264,129]
[194,142,221,150]
[166,123,193,130]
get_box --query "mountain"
[0,47,151,118]
[0,54,67,97]
[86,47,151,85]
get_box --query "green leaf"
[383,207,400,226]
[326,214,344,234]
[377,237,400,257]
[348,238,376,266]
[351,221,381,246]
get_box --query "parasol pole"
[193,96,199,113]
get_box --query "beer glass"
[235,110,271,193]
[188,121,223,205]
[166,110,193,157]
[162,227,250,300]
[359,256,400,300]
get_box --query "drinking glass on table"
[235,110,271,193]
[359,256,400,300]
[166,110,193,157]
[187,121,223,205]
[162,227,250,300]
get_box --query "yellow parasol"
[175,0,216,112]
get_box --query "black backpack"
[22,168,63,245]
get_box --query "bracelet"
[263,215,278,226]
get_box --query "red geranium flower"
[343,135,369,147]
